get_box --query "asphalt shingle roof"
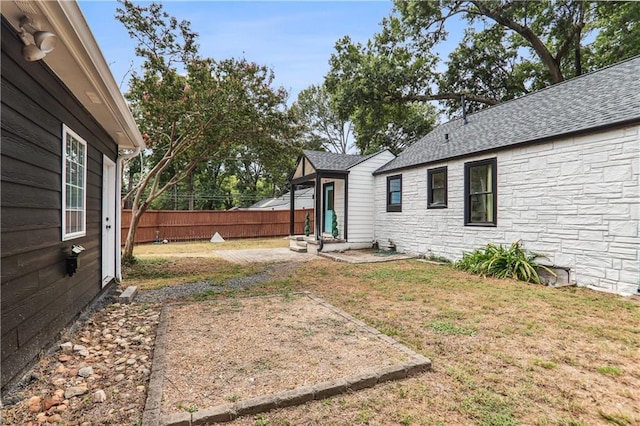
[375,56,640,174]
[303,150,383,171]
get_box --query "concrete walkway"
[212,247,314,264]
[212,248,415,265]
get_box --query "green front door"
[323,183,334,234]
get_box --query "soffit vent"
[15,1,39,15]
[86,91,103,104]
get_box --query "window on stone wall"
[62,125,87,240]
[427,167,447,209]
[386,174,402,212]
[464,158,497,226]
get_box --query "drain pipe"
[115,147,142,280]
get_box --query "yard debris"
[210,231,225,243]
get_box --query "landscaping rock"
[64,386,88,399]
[93,389,107,403]
[27,396,42,413]
[78,366,94,378]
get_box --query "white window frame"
[62,125,88,240]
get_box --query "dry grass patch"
[124,255,639,424]
[132,237,288,257]
[160,293,416,417]
[227,260,640,425]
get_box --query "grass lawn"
[123,238,287,289]
[132,237,289,256]
[124,243,640,425]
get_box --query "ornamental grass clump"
[456,241,556,284]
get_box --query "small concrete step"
[290,245,308,253]
[119,286,138,304]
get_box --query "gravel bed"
[135,270,275,303]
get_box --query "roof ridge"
[460,55,640,124]
[375,56,640,174]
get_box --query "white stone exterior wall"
[374,126,640,295]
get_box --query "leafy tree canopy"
[290,84,353,154]
[326,0,640,151]
[116,0,295,258]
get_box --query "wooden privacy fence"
[121,209,313,244]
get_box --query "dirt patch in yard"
[157,293,426,420]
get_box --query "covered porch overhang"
[289,170,349,241]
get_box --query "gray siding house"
[1,1,144,390]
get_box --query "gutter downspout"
[115,148,142,281]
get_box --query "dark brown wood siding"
[1,18,118,390]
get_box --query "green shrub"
[455,241,555,284]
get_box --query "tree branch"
[386,92,498,106]
[555,8,585,65]
[470,0,564,83]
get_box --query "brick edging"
[141,305,170,426]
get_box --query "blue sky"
[78,1,398,101]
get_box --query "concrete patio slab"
[318,249,415,264]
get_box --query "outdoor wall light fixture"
[66,245,85,277]
[18,15,57,62]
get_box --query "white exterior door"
[102,155,116,287]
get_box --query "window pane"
[78,164,84,188]
[470,194,487,222]
[390,192,401,204]
[68,186,75,209]
[389,178,401,192]
[432,188,445,205]
[432,172,444,189]
[470,193,495,222]
[470,164,491,193]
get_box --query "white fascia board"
[12,1,145,149]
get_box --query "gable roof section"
[304,149,390,171]
[375,56,640,175]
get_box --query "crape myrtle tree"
[326,0,640,151]
[116,1,292,260]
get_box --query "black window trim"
[386,174,402,212]
[427,166,448,209]
[464,157,497,226]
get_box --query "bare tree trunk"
[125,166,134,209]
[122,203,147,260]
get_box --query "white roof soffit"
[3,1,144,149]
